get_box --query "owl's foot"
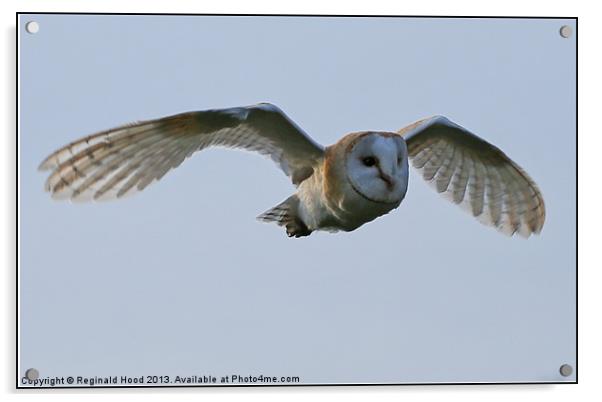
[285,219,312,238]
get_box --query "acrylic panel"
[17,14,577,387]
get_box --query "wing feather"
[450,148,468,204]
[435,143,457,193]
[484,163,503,227]
[420,140,448,181]
[468,153,486,218]
[400,115,545,237]
[39,103,325,201]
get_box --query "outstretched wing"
[39,103,325,201]
[399,116,545,237]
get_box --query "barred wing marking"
[399,116,545,237]
[39,103,325,201]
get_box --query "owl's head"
[344,132,409,204]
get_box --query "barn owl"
[39,103,545,238]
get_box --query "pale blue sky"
[19,15,576,385]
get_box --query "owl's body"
[39,103,546,238]
[262,132,408,236]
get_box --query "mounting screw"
[559,364,573,377]
[25,21,40,34]
[25,368,39,380]
[559,25,573,38]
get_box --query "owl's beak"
[377,168,395,191]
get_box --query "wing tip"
[49,189,72,201]
[495,219,545,239]
[38,157,54,171]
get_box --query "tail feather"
[257,195,297,226]
[257,195,312,238]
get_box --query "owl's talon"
[285,220,311,238]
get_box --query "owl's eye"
[362,156,377,167]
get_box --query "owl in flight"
[39,103,545,238]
